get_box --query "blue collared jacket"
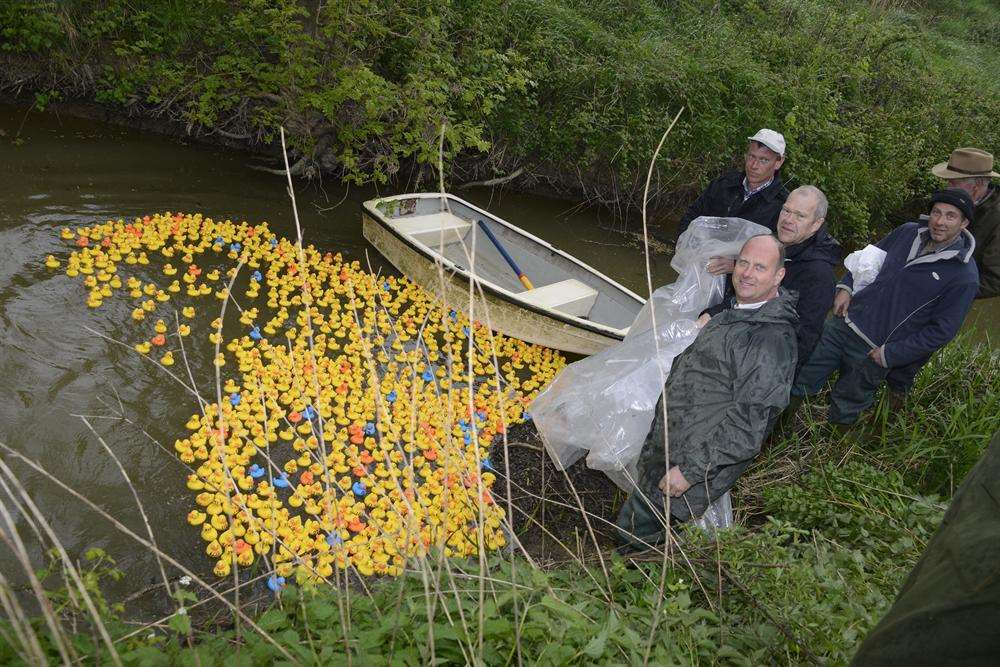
[838,222,979,368]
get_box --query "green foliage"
[763,461,943,558]
[3,0,998,243]
[0,1,63,54]
[870,334,1000,495]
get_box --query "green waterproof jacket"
[852,429,1000,664]
[616,290,798,545]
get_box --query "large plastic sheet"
[531,217,770,492]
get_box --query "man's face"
[732,237,785,303]
[927,202,968,245]
[744,142,784,187]
[777,191,824,245]
[946,177,988,203]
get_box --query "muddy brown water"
[1,104,996,615]
[0,104,677,613]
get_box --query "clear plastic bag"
[531,217,771,491]
[843,244,886,294]
[691,491,733,534]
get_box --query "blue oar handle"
[477,220,534,289]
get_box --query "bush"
[3,0,998,244]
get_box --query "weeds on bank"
[870,333,1000,495]
[4,0,1000,242]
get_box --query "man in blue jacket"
[791,189,979,425]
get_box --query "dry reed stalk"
[0,467,76,664]
[0,442,299,663]
[635,107,686,667]
[0,459,123,666]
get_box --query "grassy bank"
[2,333,997,665]
[3,0,999,243]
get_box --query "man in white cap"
[669,128,789,243]
[885,147,999,403]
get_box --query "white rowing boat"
[361,193,645,355]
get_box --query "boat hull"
[362,213,623,355]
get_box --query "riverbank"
[4,0,999,245]
[4,332,997,664]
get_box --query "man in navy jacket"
[791,189,979,424]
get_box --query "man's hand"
[833,289,851,317]
[657,466,691,498]
[695,313,711,328]
[706,256,736,276]
[868,345,887,368]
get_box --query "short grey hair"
[790,185,828,221]
[951,176,991,189]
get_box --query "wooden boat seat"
[392,212,472,247]
[519,279,598,318]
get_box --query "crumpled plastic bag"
[691,491,733,533]
[530,216,771,492]
[843,244,886,293]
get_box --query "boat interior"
[376,196,643,331]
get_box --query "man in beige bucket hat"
[885,147,998,402]
[931,147,999,298]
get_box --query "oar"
[477,219,534,290]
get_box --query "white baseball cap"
[747,128,786,156]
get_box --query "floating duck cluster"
[51,212,564,584]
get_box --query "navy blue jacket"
[706,228,841,374]
[840,222,979,368]
[673,170,789,240]
[782,228,842,371]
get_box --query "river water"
[0,104,678,611]
[1,104,996,613]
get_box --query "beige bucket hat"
[931,147,1000,179]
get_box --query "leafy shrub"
[0,1,63,54]
[763,461,943,556]
[3,0,999,244]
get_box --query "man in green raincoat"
[616,235,798,549]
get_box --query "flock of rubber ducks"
[50,212,565,584]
